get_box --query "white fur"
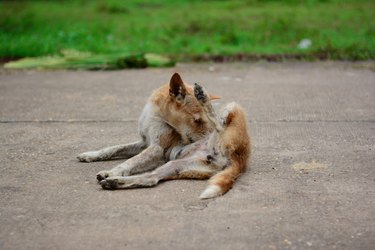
[219,102,237,126]
[77,151,99,162]
[199,185,222,199]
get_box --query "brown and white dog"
[78,73,251,199]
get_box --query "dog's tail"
[199,161,244,199]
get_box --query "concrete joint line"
[0,119,138,124]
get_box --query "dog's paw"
[77,151,98,162]
[100,178,120,190]
[96,170,114,182]
[194,83,208,103]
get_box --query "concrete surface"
[0,62,374,250]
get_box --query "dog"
[77,73,219,182]
[96,83,251,199]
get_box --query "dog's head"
[166,73,219,144]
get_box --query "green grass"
[1,0,374,61]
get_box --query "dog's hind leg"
[194,83,223,132]
[77,140,147,162]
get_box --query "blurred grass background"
[1,0,374,61]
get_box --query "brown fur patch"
[159,129,181,149]
[177,170,213,180]
[209,162,242,193]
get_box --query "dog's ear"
[169,72,186,102]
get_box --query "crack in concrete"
[0,119,138,123]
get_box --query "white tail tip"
[199,185,222,199]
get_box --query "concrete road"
[0,62,374,250]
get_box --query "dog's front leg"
[100,158,215,189]
[96,144,165,181]
[77,140,147,162]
